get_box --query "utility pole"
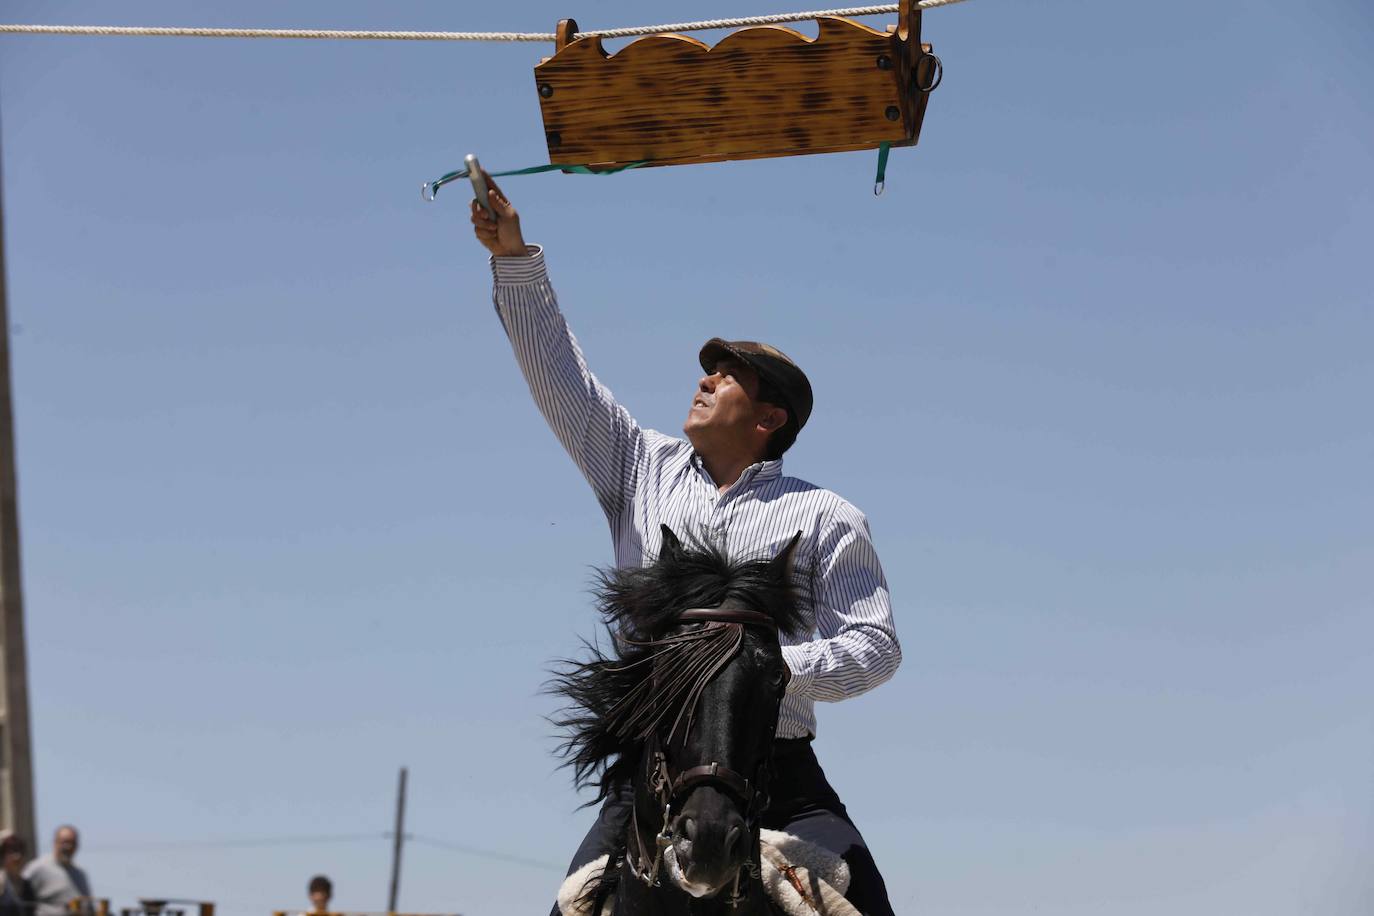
[0,109,38,853]
[387,767,408,913]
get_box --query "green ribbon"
[874,142,891,196]
[422,160,649,201]
[424,145,892,201]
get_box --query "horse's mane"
[549,531,807,806]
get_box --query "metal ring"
[914,53,943,93]
[873,180,885,197]
[421,181,438,202]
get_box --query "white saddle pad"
[557,828,857,916]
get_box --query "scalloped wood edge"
[534,2,937,169]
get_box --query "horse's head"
[552,525,806,902]
[650,526,800,897]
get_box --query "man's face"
[54,827,78,863]
[683,358,773,454]
[309,890,331,913]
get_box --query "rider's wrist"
[490,244,547,284]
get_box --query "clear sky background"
[2,1,1371,914]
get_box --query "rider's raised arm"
[783,498,902,702]
[490,246,646,521]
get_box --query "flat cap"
[699,338,813,431]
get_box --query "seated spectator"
[21,826,90,916]
[0,833,36,916]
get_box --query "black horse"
[551,525,807,915]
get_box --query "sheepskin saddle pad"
[557,828,858,916]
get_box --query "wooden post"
[0,102,38,857]
[387,767,408,913]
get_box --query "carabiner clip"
[420,168,469,203]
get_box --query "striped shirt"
[491,246,900,739]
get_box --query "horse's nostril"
[682,817,697,842]
[724,825,742,858]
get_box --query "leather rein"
[625,606,785,906]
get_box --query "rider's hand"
[470,173,529,258]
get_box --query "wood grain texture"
[534,3,936,169]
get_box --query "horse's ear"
[769,531,803,580]
[659,524,684,558]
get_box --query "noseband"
[626,606,785,905]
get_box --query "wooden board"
[533,0,939,169]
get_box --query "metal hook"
[421,168,470,203]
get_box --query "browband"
[677,607,779,630]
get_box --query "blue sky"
[1,1,1371,914]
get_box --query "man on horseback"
[471,178,902,916]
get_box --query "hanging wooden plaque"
[533,0,941,169]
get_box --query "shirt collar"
[751,458,784,483]
[690,452,784,488]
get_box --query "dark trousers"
[551,738,895,916]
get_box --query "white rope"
[585,0,970,39]
[0,0,972,43]
[0,24,554,42]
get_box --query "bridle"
[624,606,786,906]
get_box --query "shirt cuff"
[781,644,814,697]
[490,244,546,285]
